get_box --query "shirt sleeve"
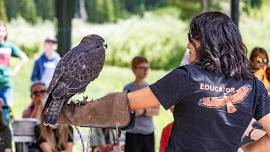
[10,44,23,58]
[254,80,270,120]
[149,66,190,110]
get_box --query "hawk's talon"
[83,96,88,100]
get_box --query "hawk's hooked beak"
[103,42,108,49]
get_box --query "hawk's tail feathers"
[42,98,64,126]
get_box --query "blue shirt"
[31,52,60,87]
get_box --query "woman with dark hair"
[56,12,270,152]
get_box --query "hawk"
[41,34,107,126]
[198,84,252,113]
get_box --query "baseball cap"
[44,35,58,43]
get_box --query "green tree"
[0,0,7,21]
[34,0,54,20]
[17,0,37,24]
[242,0,263,15]
[86,0,117,23]
[3,0,17,21]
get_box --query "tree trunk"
[201,0,211,12]
[231,0,239,28]
[56,0,74,56]
[79,0,87,20]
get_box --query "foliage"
[242,0,263,15]
[72,14,188,70]
[16,0,38,24]
[5,4,270,69]
[4,0,38,24]
[3,0,17,21]
[0,0,7,21]
[105,15,187,69]
[19,44,39,58]
[34,0,55,21]
[85,0,128,23]
[1,0,267,24]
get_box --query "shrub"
[72,13,188,70]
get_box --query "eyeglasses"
[32,90,46,96]
[135,66,150,70]
[256,57,268,64]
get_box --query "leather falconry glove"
[57,92,134,129]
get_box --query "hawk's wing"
[198,97,226,109]
[47,49,74,93]
[228,84,251,104]
[65,46,105,95]
[49,45,105,97]
[198,84,252,112]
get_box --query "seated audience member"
[22,82,47,119]
[249,47,270,92]
[0,100,12,152]
[35,124,74,152]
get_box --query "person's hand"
[34,98,43,107]
[244,125,253,137]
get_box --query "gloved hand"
[57,92,134,129]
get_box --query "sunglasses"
[32,90,46,96]
[256,57,268,64]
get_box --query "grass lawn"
[10,58,174,151]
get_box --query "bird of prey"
[198,84,251,113]
[41,34,107,126]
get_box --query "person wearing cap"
[31,36,60,87]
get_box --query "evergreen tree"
[17,0,37,23]
[34,0,54,20]
[0,0,7,21]
[4,0,17,21]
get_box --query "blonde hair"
[40,124,71,151]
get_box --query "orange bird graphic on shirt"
[198,84,252,113]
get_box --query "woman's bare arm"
[243,113,270,151]
[128,87,160,111]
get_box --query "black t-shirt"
[34,125,74,151]
[150,64,270,152]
